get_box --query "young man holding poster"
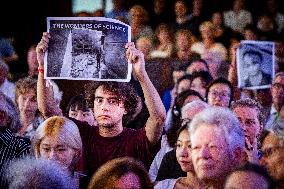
[36,32,166,183]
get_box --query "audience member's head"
[271,72,284,112]
[206,77,234,107]
[260,130,284,186]
[15,77,38,115]
[189,107,245,186]
[190,71,213,98]
[176,74,192,94]
[186,58,209,74]
[176,124,192,172]
[66,94,96,126]
[181,99,209,126]
[4,156,76,189]
[0,92,21,133]
[224,162,275,189]
[85,82,139,126]
[88,157,153,189]
[32,116,82,172]
[231,98,264,146]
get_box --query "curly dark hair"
[84,82,139,125]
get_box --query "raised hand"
[125,42,146,80]
[36,32,51,67]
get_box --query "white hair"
[4,156,76,189]
[181,100,209,118]
[189,107,245,152]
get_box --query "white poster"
[237,40,275,89]
[45,17,131,82]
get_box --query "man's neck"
[99,124,123,137]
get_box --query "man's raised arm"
[125,42,166,145]
[36,32,62,118]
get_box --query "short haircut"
[187,58,209,72]
[85,82,139,125]
[4,156,76,189]
[191,71,213,86]
[176,74,192,88]
[205,77,234,105]
[88,157,153,189]
[189,107,245,152]
[226,163,275,189]
[0,92,21,132]
[273,71,284,84]
[66,94,90,113]
[231,98,265,125]
[242,50,263,63]
[32,116,82,171]
[129,5,149,23]
[15,77,37,103]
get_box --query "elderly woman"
[32,116,83,186]
[15,77,44,139]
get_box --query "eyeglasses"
[272,83,284,90]
[209,90,230,99]
[94,97,121,106]
[262,146,283,158]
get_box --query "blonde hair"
[129,5,149,24]
[32,116,82,170]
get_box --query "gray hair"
[181,100,209,118]
[189,107,245,152]
[0,92,21,132]
[32,116,82,171]
[4,156,76,189]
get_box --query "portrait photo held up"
[237,40,275,90]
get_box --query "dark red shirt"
[73,119,158,178]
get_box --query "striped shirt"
[0,128,31,188]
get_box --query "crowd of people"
[0,0,284,188]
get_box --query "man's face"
[93,86,126,128]
[207,83,231,107]
[191,123,233,181]
[224,171,269,189]
[17,89,38,115]
[261,133,284,181]
[271,75,284,107]
[233,106,262,145]
[243,54,261,77]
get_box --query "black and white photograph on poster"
[237,40,275,89]
[44,17,131,82]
